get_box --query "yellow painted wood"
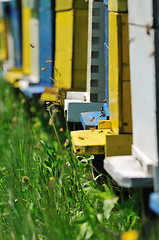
[55,9,88,91]
[105,134,132,157]
[30,9,39,81]
[40,87,59,102]
[0,19,7,61]
[55,0,88,11]
[108,0,128,12]
[13,81,19,88]
[22,3,31,75]
[5,1,31,84]
[72,10,88,90]
[54,10,73,89]
[98,120,112,129]
[109,12,132,134]
[5,69,23,84]
[71,129,114,155]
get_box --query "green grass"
[0,79,142,240]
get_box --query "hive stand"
[5,0,31,86]
[65,0,109,125]
[20,0,56,98]
[71,1,132,158]
[104,0,156,188]
[40,0,88,102]
[0,3,8,62]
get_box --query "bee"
[146,24,151,35]
[90,127,96,131]
[103,98,107,103]
[99,121,105,125]
[78,137,84,140]
[53,109,59,114]
[41,67,47,71]
[100,111,105,117]
[83,96,86,101]
[101,105,104,111]
[30,43,35,48]
[46,60,53,63]
[90,117,95,122]
[98,130,103,133]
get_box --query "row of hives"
[0,0,159,215]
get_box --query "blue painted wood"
[10,0,22,67]
[81,103,109,129]
[81,111,106,130]
[104,0,108,5]
[24,85,45,98]
[39,0,52,9]
[149,192,159,214]
[39,7,55,86]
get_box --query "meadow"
[0,79,142,239]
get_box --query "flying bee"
[90,127,96,131]
[46,60,53,63]
[30,43,35,48]
[41,67,47,71]
[101,105,104,111]
[90,117,95,122]
[98,130,103,133]
[103,98,107,103]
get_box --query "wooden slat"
[104,156,153,188]
[71,129,112,155]
[109,12,132,133]
[108,0,128,12]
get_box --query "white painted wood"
[64,99,88,111]
[129,24,158,165]
[30,12,39,83]
[104,156,153,188]
[67,102,103,122]
[66,91,89,100]
[128,0,153,26]
[19,75,39,91]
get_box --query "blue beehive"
[39,0,55,87]
[23,0,55,98]
[10,0,22,67]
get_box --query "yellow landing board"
[71,129,113,155]
[108,0,128,12]
[5,70,23,84]
[40,87,59,102]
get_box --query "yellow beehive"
[54,9,88,90]
[0,19,7,61]
[5,0,31,84]
[71,11,132,156]
[109,12,132,134]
